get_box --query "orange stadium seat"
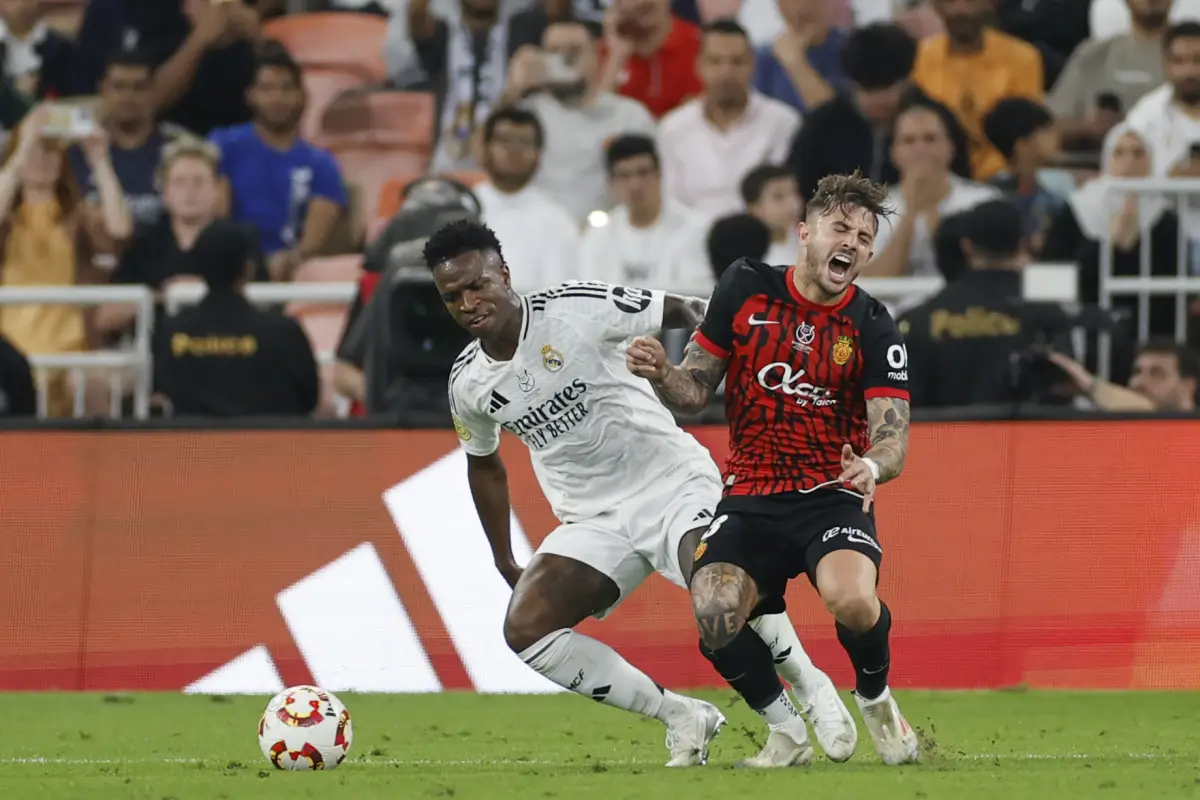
[330,147,432,234]
[288,306,348,418]
[320,92,436,150]
[262,13,387,81]
[300,68,371,141]
[374,171,488,220]
[293,254,364,286]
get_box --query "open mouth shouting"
[827,252,855,285]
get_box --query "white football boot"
[736,719,814,768]
[797,675,858,762]
[853,687,919,765]
[664,697,726,767]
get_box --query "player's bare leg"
[504,553,725,767]
[677,530,854,761]
[690,562,813,768]
[815,549,918,765]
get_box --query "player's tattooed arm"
[661,293,708,330]
[649,338,728,415]
[866,396,911,483]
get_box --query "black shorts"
[691,490,883,616]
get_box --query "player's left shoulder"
[844,285,898,331]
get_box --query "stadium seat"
[374,171,488,220]
[262,13,387,81]
[287,306,350,418]
[319,92,436,150]
[300,68,371,142]
[330,147,433,233]
[293,254,364,286]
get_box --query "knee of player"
[821,585,879,631]
[502,608,553,654]
[690,591,748,651]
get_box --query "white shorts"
[535,462,723,619]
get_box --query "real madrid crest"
[541,345,564,372]
[832,335,854,366]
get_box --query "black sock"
[836,601,892,700]
[699,625,784,710]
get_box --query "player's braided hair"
[806,171,894,227]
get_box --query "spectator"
[68,49,182,229]
[384,0,529,89]
[912,0,1043,180]
[578,134,712,294]
[1049,0,1171,151]
[1126,22,1200,178]
[707,212,770,279]
[155,219,318,417]
[899,199,1052,408]
[0,329,33,416]
[787,23,971,201]
[0,0,75,100]
[210,47,348,281]
[982,97,1066,254]
[658,19,799,218]
[753,0,843,114]
[0,107,132,417]
[508,0,595,56]
[741,164,801,264]
[473,107,580,292]
[406,0,515,170]
[503,19,656,222]
[96,138,268,339]
[1041,124,1181,338]
[868,101,999,279]
[1091,0,1200,41]
[1047,337,1198,412]
[598,0,702,118]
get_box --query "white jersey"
[449,281,714,523]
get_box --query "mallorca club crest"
[793,322,816,353]
[541,345,564,373]
[832,335,854,366]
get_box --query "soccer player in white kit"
[429,220,857,766]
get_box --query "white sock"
[757,688,803,728]
[518,629,689,725]
[749,613,826,697]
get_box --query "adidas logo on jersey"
[488,391,510,413]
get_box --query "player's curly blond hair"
[806,171,893,226]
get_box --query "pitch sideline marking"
[0,753,1169,767]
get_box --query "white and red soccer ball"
[258,685,354,771]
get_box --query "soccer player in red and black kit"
[627,172,918,767]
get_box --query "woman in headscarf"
[1041,122,1181,342]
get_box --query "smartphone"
[42,101,98,140]
[542,52,581,85]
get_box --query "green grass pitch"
[1,690,1197,798]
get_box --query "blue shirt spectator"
[753,27,846,113]
[208,46,347,279]
[209,122,347,256]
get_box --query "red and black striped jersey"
[695,259,910,497]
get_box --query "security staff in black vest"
[155,219,318,416]
[899,199,1068,408]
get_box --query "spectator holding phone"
[1048,0,1170,151]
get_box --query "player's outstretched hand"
[838,444,876,512]
[626,336,668,381]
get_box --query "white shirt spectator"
[1090,0,1200,40]
[1126,83,1200,176]
[874,177,1001,278]
[526,91,656,222]
[578,202,714,295]
[475,181,581,293]
[384,0,533,84]
[658,93,801,219]
[765,235,799,266]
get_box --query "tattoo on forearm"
[652,340,727,414]
[690,563,759,650]
[866,397,910,483]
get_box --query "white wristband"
[862,457,880,481]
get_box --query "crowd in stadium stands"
[0,0,1197,418]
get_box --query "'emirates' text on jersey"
[450,281,714,523]
[695,259,910,496]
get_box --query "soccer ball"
[257,685,353,770]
